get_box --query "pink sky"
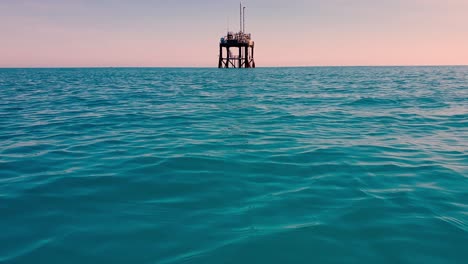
[1,0,467,67]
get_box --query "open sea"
[0,66,467,263]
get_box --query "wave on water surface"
[0,66,467,263]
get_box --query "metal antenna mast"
[240,2,242,32]
[243,6,246,33]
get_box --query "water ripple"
[0,67,467,263]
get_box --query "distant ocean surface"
[0,67,467,263]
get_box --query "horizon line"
[1,64,468,69]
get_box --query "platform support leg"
[218,45,223,68]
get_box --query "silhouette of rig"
[218,3,255,68]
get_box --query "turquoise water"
[0,67,467,263]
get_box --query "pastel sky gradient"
[1,0,467,67]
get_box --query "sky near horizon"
[1,0,468,67]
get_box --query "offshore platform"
[218,3,256,68]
